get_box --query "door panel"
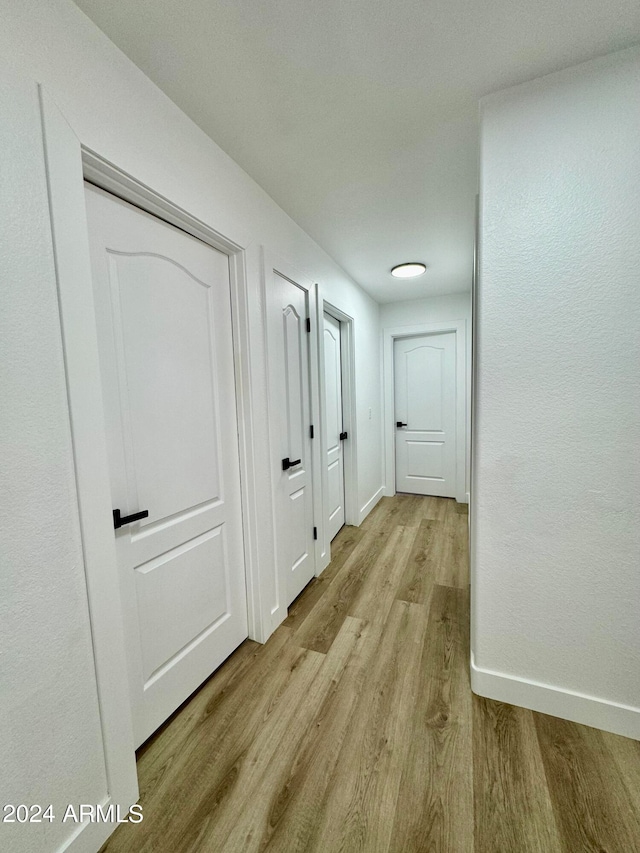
[395,333,456,498]
[284,305,305,465]
[85,184,248,746]
[405,344,444,430]
[323,313,345,540]
[111,252,221,523]
[134,525,228,681]
[407,440,445,479]
[289,487,309,569]
[267,271,315,606]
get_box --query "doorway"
[320,303,358,559]
[383,321,467,503]
[394,332,456,498]
[264,255,320,607]
[323,311,346,540]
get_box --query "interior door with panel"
[323,312,346,541]
[85,184,248,747]
[394,332,457,498]
[266,268,316,606]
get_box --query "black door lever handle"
[396,421,408,428]
[113,508,149,529]
[282,457,302,471]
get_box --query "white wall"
[472,47,640,739]
[380,293,470,329]
[0,2,383,851]
[381,294,472,496]
[0,0,383,625]
[0,75,109,853]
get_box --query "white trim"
[82,148,251,251]
[261,250,323,604]
[308,285,324,576]
[359,486,385,525]
[58,814,122,853]
[471,654,640,741]
[318,300,359,568]
[383,320,467,502]
[259,250,286,627]
[227,248,271,643]
[39,89,138,849]
[79,150,273,644]
[40,98,272,853]
[469,193,480,699]
[315,295,330,572]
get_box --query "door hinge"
[340,431,348,441]
[313,526,318,540]
[310,424,314,439]
[306,317,311,333]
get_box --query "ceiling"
[73,0,639,303]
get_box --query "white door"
[394,332,457,498]
[267,270,316,606]
[323,312,346,541]
[85,184,248,747]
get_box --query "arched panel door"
[394,332,457,498]
[323,312,345,540]
[85,184,248,746]
[266,268,315,606]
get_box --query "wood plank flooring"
[102,495,640,853]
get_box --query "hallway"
[101,496,640,852]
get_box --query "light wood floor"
[102,495,640,853]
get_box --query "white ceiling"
[73,0,639,303]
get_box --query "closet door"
[266,268,316,606]
[85,184,248,746]
[394,332,457,498]
[323,312,346,540]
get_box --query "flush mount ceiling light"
[390,262,427,278]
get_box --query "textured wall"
[473,49,640,717]
[0,76,108,853]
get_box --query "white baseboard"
[316,546,331,577]
[358,486,385,525]
[471,654,640,741]
[61,805,125,853]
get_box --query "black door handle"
[282,457,302,471]
[340,431,348,441]
[396,421,408,428]
[113,508,149,529]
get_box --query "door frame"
[40,88,269,849]
[319,301,358,564]
[40,87,138,853]
[261,250,323,599]
[80,151,269,640]
[383,320,467,503]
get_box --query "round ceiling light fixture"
[390,262,427,278]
